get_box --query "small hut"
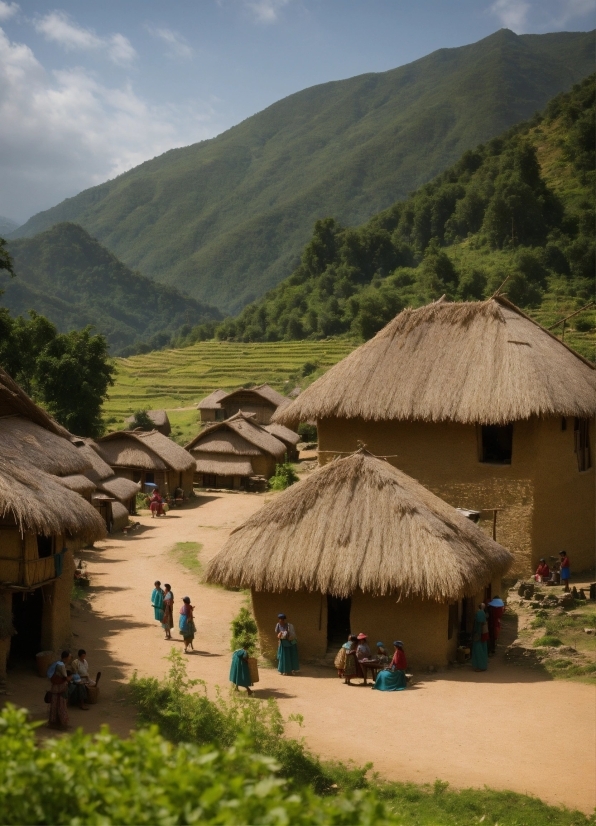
[275,298,596,574]
[124,409,171,436]
[96,429,195,496]
[263,423,300,461]
[186,412,287,489]
[198,384,290,426]
[73,439,141,531]
[206,452,512,668]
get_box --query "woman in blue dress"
[151,581,164,622]
[471,603,489,672]
[229,646,253,695]
[373,641,407,691]
[275,613,299,675]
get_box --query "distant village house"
[198,384,290,425]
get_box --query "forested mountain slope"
[182,76,595,360]
[2,223,220,355]
[12,29,594,314]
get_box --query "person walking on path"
[275,613,299,675]
[151,581,164,622]
[471,603,489,672]
[559,551,571,592]
[179,596,196,652]
[487,597,505,655]
[229,646,254,695]
[161,583,174,639]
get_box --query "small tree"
[128,409,154,430]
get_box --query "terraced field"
[104,339,357,442]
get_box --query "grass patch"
[533,635,563,647]
[170,541,203,580]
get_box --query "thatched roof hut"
[0,417,90,477]
[124,409,171,436]
[198,389,228,412]
[275,297,596,427]
[198,384,290,425]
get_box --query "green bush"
[128,409,155,430]
[533,635,563,647]
[230,606,258,654]
[297,422,317,442]
[269,458,299,490]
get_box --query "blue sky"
[1,0,594,223]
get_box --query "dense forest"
[12,30,594,314]
[2,223,220,355]
[177,76,594,356]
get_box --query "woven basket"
[86,685,100,704]
[247,657,259,684]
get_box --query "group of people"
[334,634,408,691]
[151,581,196,652]
[47,649,99,729]
[535,551,571,591]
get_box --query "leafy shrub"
[297,422,317,442]
[230,606,258,655]
[128,409,155,430]
[269,457,299,490]
[533,635,563,647]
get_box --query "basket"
[36,651,54,678]
[86,685,99,704]
[247,657,259,684]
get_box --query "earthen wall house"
[198,385,290,426]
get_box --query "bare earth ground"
[3,491,595,815]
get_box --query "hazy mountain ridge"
[11,29,594,314]
[2,223,221,355]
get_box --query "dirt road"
[5,492,595,814]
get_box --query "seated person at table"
[535,558,550,582]
[376,642,390,665]
[373,640,407,692]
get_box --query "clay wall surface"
[224,398,276,425]
[252,589,328,661]
[250,455,277,479]
[40,546,74,653]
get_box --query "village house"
[186,412,288,489]
[263,423,300,461]
[96,429,196,497]
[0,369,106,688]
[124,409,171,436]
[275,298,596,576]
[74,439,140,532]
[198,384,289,425]
[206,451,512,668]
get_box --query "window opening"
[561,417,567,432]
[574,418,591,471]
[327,595,351,645]
[479,424,513,464]
[145,472,155,484]
[37,535,53,559]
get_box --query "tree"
[128,410,154,431]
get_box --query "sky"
[0,0,594,224]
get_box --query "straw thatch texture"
[0,417,91,476]
[56,475,96,497]
[111,501,130,531]
[97,429,195,472]
[100,476,140,501]
[77,442,113,482]
[225,384,287,408]
[195,454,253,476]
[0,367,62,433]
[263,423,300,446]
[186,413,286,459]
[0,457,106,541]
[275,298,596,427]
[206,452,512,601]
[198,389,227,410]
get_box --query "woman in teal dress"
[275,613,299,675]
[471,603,489,672]
[373,641,407,691]
[178,596,196,653]
[229,646,253,695]
[151,581,164,622]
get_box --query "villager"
[334,634,356,678]
[471,604,489,672]
[151,581,164,621]
[275,613,299,675]
[161,584,174,639]
[376,642,391,665]
[343,636,358,685]
[69,649,93,709]
[559,551,570,592]
[487,597,505,655]
[149,489,166,518]
[535,559,550,582]
[47,650,72,728]
[373,641,407,692]
[229,646,254,695]
[356,632,372,685]
[179,597,196,652]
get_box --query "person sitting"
[535,558,550,582]
[149,489,166,518]
[376,642,390,666]
[71,649,97,686]
[372,641,408,692]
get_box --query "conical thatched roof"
[206,452,512,601]
[274,298,596,427]
[186,413,287,460]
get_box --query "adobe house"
[206,451,512,669]
[124,409,171,436]
[185,412,287,489]
[198,384,290,426]
[275,298,596,576]
[96,429,195,496]
[0,369,106,687]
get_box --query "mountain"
[0,216,18,235]
[2,223,221,355]
[182,75,594,360]
[12,29,594,315]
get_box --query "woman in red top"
[535,558,550,581]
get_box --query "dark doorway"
[479,424,513,464]
[9,589,43,664]
[327,595,351,645]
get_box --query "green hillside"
[2,223,221,355]
[187,75,594,360]
[12,29,594,315]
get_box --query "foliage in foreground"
[125,651,594,826]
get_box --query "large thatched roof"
[97,429,195,472]
[0,367,63,433]
[206,451,512,601]
[264,423,300,447]
[186,413,286,460]
[0,417,90,476]
[275,298,596,427]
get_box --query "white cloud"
[551,0,596,25]
[0,1,18,22]
[146,26,192,60]
[245,0,291,23]
[490,0,531,30]
[0,27,218,223]
[34,11,137,66]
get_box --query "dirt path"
[4,492,595,814]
